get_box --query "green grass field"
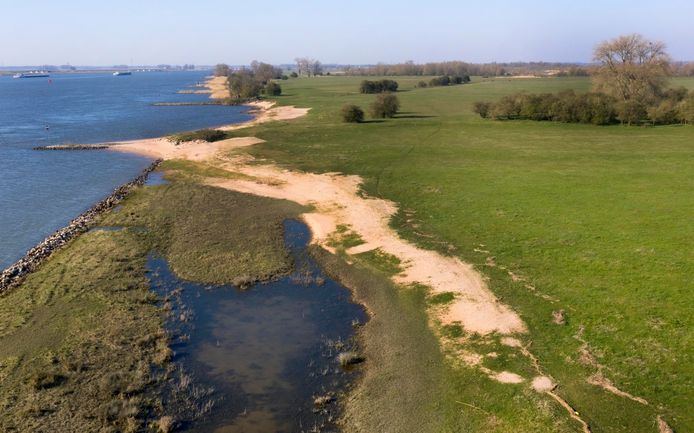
[229,75,694,432]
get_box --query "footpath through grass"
[233,75,694,432]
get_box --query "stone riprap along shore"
[33,144,112,151]
[0,159,162,295]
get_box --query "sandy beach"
[206,75,232,99]
[107,100,309,159]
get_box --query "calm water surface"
[148,220,367,433]
[0,71,252,268]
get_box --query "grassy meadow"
[1,74,692,433]
[225,75,694,432]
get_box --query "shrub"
[429,75,469,87]
[337,351,364,367]
[679,95,694,124]
[616,100,648,125]
[416,81,428,88]
[648,100,681,125]
[587,93,617,125]
[264,81,282,96]
[491,94,522,120]
[360,79,399,94]
[370,93,400,118]
[341,104,365,123]
[429,75,451,87]
[290,71,298,78]
[475,91,617,125]
[169,129,227,144]
[280,75,289,80]
[472,101,492,119]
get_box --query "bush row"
[360,79,399,94]
[417,75,470,88]
[474,88,694,125]
[169,129,227,144]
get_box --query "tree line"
[417,75,470,88]
[360,79,399,93]
[474,34,694,126]
[341,61,603,77]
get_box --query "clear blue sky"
[2,0,693,66]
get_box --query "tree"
[251,61,282,84]
[294,57,322,76]
[228,69,262,99]
[341,104,365,123]
[264,82,282,96]
[214,64,231,77]
[370,94,400,118]
[593,34,671,105]
[310,60,323,76]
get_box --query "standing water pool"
[147,219,367,432]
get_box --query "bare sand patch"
[587,373,649,405]
[657,416,674,433]
[493,371,524,384]
[209,164,526,336]
[531,376,555,392]
[107,100,307,159]
[219,101,310,131]
[110,137,265,161]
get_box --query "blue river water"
[0,71,252,269]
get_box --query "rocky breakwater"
[0,160,163,295]
[34,144,112,151]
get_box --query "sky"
[1,0,693,66]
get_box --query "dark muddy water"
[147,220,367,433]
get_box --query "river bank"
[0,160,161,294]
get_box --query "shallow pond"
[147,220,367,432]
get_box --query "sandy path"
[205,76,231,99]
[219,101,310,131]
[208,165,526,335]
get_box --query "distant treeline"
[672,62,694,77]
[474,88,694,125]
[341,60,694,78]
[417,75,470,88]
[342,61,594,77]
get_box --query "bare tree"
[310,60,323,76]
[294,57,309,76]
[214,63,230,77]
[592,34,671,104]
[294,57,322,76]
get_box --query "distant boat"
[13,72,50,79]
[113,71,132,76]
